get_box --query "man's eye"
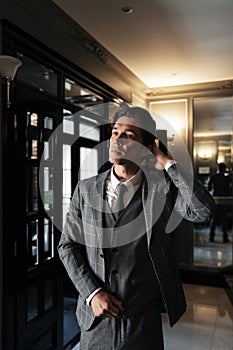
[127,134,136,139]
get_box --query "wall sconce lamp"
[0,55,22,108]
[197,150,213,160]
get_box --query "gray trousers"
[80,303,164,350]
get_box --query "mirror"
[193,96,233,268]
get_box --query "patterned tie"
[112,183,127,218]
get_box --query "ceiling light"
[121,6,133,14]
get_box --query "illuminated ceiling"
[52,0,233,88]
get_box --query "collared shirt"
[105,166,143,209]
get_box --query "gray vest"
[103,185,161,317]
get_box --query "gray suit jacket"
[58,163,215,330]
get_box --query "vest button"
[112,270,119,275]
[112,248,119,253]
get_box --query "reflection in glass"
[193,96,233,268]
[44,167,54,210]
[44,217,54,260]
[17,52,58,96]
[27,284,38,322]
[63,145,71,225]
[29,112,38,126]
[26,220,39,266]
[64,78,103,109]
[44,279,53,310]
[26,167,38,212]
[44,117,53,130]
[44,142,49,160]
[26,112,39,159]
[80,115,100,141]
[43,138,53,161]
[43,116,54,160]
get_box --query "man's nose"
[114,132,127,140]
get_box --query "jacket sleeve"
[57,182,100,301]
[166,163,216,223]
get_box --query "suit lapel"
[142,170,167,246]
[91,170,111,249]
[142,174,153,245]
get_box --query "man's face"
[109,116,147,165]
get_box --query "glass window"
[44,279,53,310]
[80,147,98,180]
[44,217,54,260]
[44,117,53,130]
[26,112,39,159]
[16,52,58,97]
[80,115,100,141]
[63,117,74,135]
[64,78,103,109]
[26,167,38,213]
[43,116,54,160]
[27,284,38,322]
[44,167,54,210]
[26,220,39,266]
[63,145,71,225]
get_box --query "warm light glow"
[217,151,225,163]
[194,141,216,160]
[198,149,213,159]
[194,131,232,138]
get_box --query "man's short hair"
[218,163,226,172]
[112,103,156,146]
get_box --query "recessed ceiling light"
[121,6,133,14]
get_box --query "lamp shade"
[0,55,22,80]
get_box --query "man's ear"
[147,145,153,152]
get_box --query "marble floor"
[194,224,232,267]
[162,284,233,350]
[71,283,233,350]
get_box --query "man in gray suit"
[58,105,215,349]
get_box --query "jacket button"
[112,270,119,275]
[100,253,104,258]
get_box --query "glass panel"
[80,115,100,141]
[27,284,38,322]
[63,117,74,135]
[63,145,71,225]
[193,96,233,268]
[28,112,38,126]
[44,117,53,130]
[44,167,54,210]
[65,78,103,109]
[26,112,39,159]
[80,147,98,180]
[44,279,53,310]
[26,167,38,213]
[43,142,50,160]
[44,218,54,260]
[43,117,54,160]
[16,52,58,97]
[27,220,39,266]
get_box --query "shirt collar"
[110,166,142,191]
